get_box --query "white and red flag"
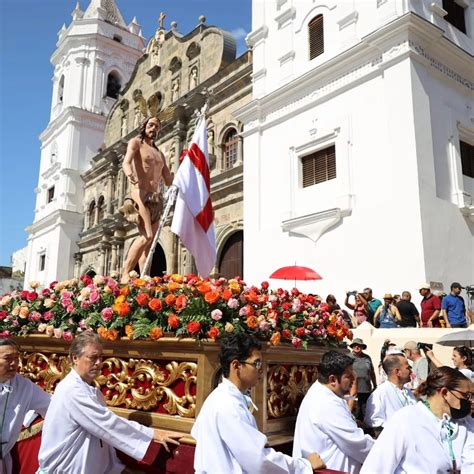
[171,117,216,276]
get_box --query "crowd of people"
[326,282,472,329]
[1,329,473,473]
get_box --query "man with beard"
[364,354,416,435]
[293,351,374,474]
[38,332,181,473]
[120,116,173,282]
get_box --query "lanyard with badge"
[423,400,460,474]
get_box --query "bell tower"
[24,0,144,287]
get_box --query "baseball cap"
[403,341,418,351]
[418,282,431,290]
[450,282,462,290]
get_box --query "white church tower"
[24,0,144,287]
[236,1,473,299]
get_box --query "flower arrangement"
[0,274,352,348]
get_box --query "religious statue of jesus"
[119,116,173,282]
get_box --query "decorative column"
[94,56,106,113]
[110,243,118,274]
[106,166,117,216]
[73,252,82,278]
[74,57,88,108]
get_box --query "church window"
[58,75,65,103]
[460,141,474,179]
[222,128,239,169]
[442,0,466,33]
[88,200,96,228]
[301,145,336,188]
[97,196,105,222]
[47,186,55,203]
[106,71,121,99]
[39,253,46,272]
[308,15,324,60]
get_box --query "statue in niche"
[171,78,180,102]
[207,129,215,155]
[189,67,199,90]
[121,114,128,137]
[133,105,141,128]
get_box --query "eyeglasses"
[240,360,263,370]
[450,389,473,401]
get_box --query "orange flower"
[108,328,119,341]
[208,326,220,340]
[150,327,164,340]
[270,331,281,346]
[167,281,182,292]
[168,314,180,329]
[148,298,163,312]
[116,302,130,317]
[175,294,188,310]
[134,278,146,287]
[97,326,108,340]
[136,292,149,306]
[228,279,241,294]
[114,295,125,304]
[245,291,259,304]
[120,285,130,296]
[196,281,212,294]
[171,274,184,284]
[125,324,134,339]
[246,316,258,329]
[165,294,176,306]
[327,325,337,336]
[222,288,232,301]
[204,290,220,305]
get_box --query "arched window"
[88,200,96,228]
[58,75,65,103]
[106,71,121,99]
[222,128,239,169]
[308,15,324,60]
[97,196,105,222]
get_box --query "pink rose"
[0,311,7,320]
[0,331,11,338]
[238,306,249,316]
[79,319,87,329]
[89,290,100,304]
[101,307,113,322]
[80,301,90,310]
[61,298,72,308]
[28,311,42,322]
[259,320,270,331]
[227,298,239,309]
[211,309,223,321]
[66,304,75,314]
[53,328,63,339]
[63,331,73,342]
[43,311,53,321]
[292,337,303,349]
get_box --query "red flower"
[117,302,130,317]
[282,329,292,339]
[282,311,290,319]
[295,327,305,338]
[20,291,29,299]
[80,274,93,286]
[208,326,220,340]
[168,314,180,329]
[27,291,38,301]
[49,281,58,289]
[261,281,269,290]
[165,294,176,306]
[148,298,163,312]
[187,321,201,335]
[0,311,7,320]
[136,293,149,307]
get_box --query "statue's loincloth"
[119,192,163,225]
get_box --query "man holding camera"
[441,282,470,328]
[403,341,429,388]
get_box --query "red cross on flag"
[171,117,216,276]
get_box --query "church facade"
[236,1,474,299]
[76,18,251,279]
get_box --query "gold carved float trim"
[18,421,43,442]
[267,364,318,419]
[19,352,197,417]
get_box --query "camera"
[346,291,357,296]
[465,285,474,296]
[417,342,433,351]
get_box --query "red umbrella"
[269,265,322,281]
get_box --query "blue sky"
[0,0,251,267]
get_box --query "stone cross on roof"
[158,12,166,29]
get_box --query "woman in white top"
[427,346,474,382]
[361,366,473,474]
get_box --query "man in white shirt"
[0,338,50,474]
[192,333,325,473]
[293,350,374,474]
[403,340,428,388]
[364,354,416,434]
[38,332,180,474]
